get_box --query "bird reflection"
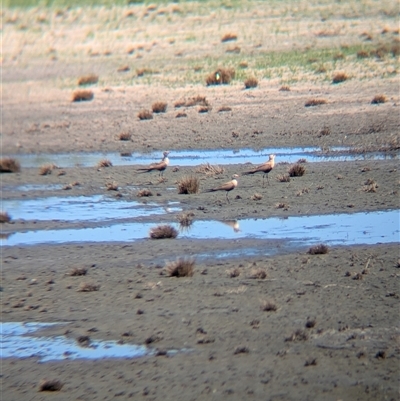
[219,220,240,232]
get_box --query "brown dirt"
[1,2,399,400]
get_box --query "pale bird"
[204,174,239,204]
[220,220,240,232]
[137,151,170,178]
[242,154,275,187]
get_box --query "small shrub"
[182,95,210,108]
[239,61,248,68]
[152,101,167,113]
[0,157,21,173]
[279,85,290,91]
[276,174,291,182]
[244,77,258,89]
[305,98,327,107]
[78,282,100,292]
[308,244,329,255]
[137,189,153,197]
[165,258,195,277]
[249,268,267,279]
[319,126,331,136]
[0,211,11,223]
[363,183,378,192]
[305,318,316,328]
[332,72,348,84]
[276,202,289,210]
[39,163,56,176]
[177,175,200,194]
[176,112,187,118]
[221,32,237,42]
[106,181,119,191]
[251,193,263,201]
[288,164,306,177]
[297,158,307,164]
[304,358,317,367]
[196,163,225,176]
[138,109,153,120]
[177,212,194,227]
[371,94,387,104]
[77,74,98,86]
[117,65,130,72]
[357,50,369,59]
[260,300,277,312]
[118,131,132,141]
[315,65,327,74]
[218,106,232,112]
[206,67,235,86]
[97,159,112,168]
[198,106,210,113]
[71,89,94,102]
[149,224,178,239]
[227,267,240,278]
[226,45,241,53]
[69,267,88,276]
[39,379,64,392]
[285,329,309,342]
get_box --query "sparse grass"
[106,181,118,191]
[227,267,240,278]
[319,126,331,136]
[77,74,98,86]
[149,224,178,239]
[276,174,291,182]
[39,379,64,392]
[117,131,131,141]
[177,211,194,227]
[198,106,210,113]
[177,175,200,194]
[305,98,327,107]
[357,49,370,58]
[249,268,267,279]
[239,61,248,69]
[138,109,153,120]
[363,182,378,192]
[152,101,167,113]
[244,77,258,89]
[97,159,112,168]
[251,193,263,201]
[71,89,94,102]
[221,32,237,42]
[176,112,187,118]
[276,202,289,210]
[117,65,130,72]
[136,68,155,77]
[308,244,329,254]
[39,163,56,175]
[137,189,153,197]
[69,267,88,276]
[206,67,235,86]
[78,282,100,292]
[371,94,387,104]
[165,258,194,277]
[0,157,21,173]
[304,358,317,367]
[279,85,290,91]
[260,300,277,312]
[332,71,348,84]
[285,329,309,342]
[218,106,232,112]
[0,211,12,223]
[288,163,306,177]
[175,95,210,108]
[195,163,224,176]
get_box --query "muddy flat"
[1,1,399,400]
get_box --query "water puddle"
[2,195,181,222]
[2,210,398,248]
[1,322,152,362]
[5,147,397,168]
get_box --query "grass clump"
[249,268,267,279]
[0,211,12,223]
[165,258,195,277]
[175,95,210,108]
[371,94,387,104]
[39,379,64,392]
[39,163,57,176]
[97,159,112,168]
[279,85,290,91]
[77,74,98,86]
[138,109,153,120]
[251,193,263,201]
[0,157,21,173]
[332,72,348,84]
[117,131,132,141]
[227,267,240,278]
[150,224,178,239]
[71,89,94,102]
[305,98,327,107]
[177,212,194,228]
[152,101,167,113]
[196,163,224,176]
[137,189,153,197]
[69,267,88,276]
[244,77,258,89]
[177,175,200,194]
[78,282,100,292]
[206,67,235,86]
[117,65,130,72]
[221,32,237,42]
[106,181,119,191]
[308,244,329,255]
[288,164,306,177]
[260,300,277,312]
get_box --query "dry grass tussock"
[332,72,348,84]
[117,131,131,141]
[218,106,232,112]
[288,164,306,177]
[305,98,327,107]
[195,163,224,176]
[226,267,240,278]
[106,181,119,191]
[174,95,209,108]
[97,159,112,168]
[138,109,153,120]
[117,65,130,72]
[260,300,277,312]
[39,379,64,392]
[69,267,88,276]
[0,157,21,173]
[285,329,309,342]
[165,258,195,277]
[249,268,267,279]
[221,32,237,42]
[276,174,291,182]
[371,94,387,104]
[279,85,291,91]
[244,77,258,89]
[308,244,329,255]
[149,224,178,239]
[71,89,94,102]
[177,212,194,227]
[137,189,153,197]
[251,193,263,201]
[206,67,235,86]
[177,175,200,194]
[78,282,100,292]
[0,211,12,223]
[152,101,167,113]
[39,163,57,175]
[77,74,98,86]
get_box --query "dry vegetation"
[39,163,57,176]
[71,89,94,102]
[165,258,195,277]
[332,72,348,84]
[138,109,153,120]
[195,163,224,176]
[249,268,267,279]
[152,101,167,113]
[260,300,277,312]
[174,95,210,108]
[69,267,88,276]
[288,164,306,177]
[0,157,21,173]
[244,77,258,89]
[221,32,237,42]
[251,193,263,201]
[106,181,119,191]
[279,85,291,91]
[77,74,98,86]
[206,67,235,86]
[305,98,327,107]
[137,189,153,197]
[177,211,194,228]
[371,94,387,104]
[78,282,100,292]
[38,379,64,392]
[117,131,132,141]
[97,159,112,168]
[0,211,12,223]
[308,244,329,255]
[177,175,200,194]
[149,224,178,239]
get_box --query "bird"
[137,151,170,179]
[204,174,239,204]
[220,220,240,232]
[242,154,275,187]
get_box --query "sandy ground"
[1,1,400,400]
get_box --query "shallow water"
[5,147,397,168]
[1,322,151,362]
[2,210,398,248]
[2,195,181,222]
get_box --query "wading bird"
[137,151,170,179]
[204,174,239,204]
[242,154,275,187]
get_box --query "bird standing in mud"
[204,174,239,204]
[137,151,170,179]
[242,154,275,187]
